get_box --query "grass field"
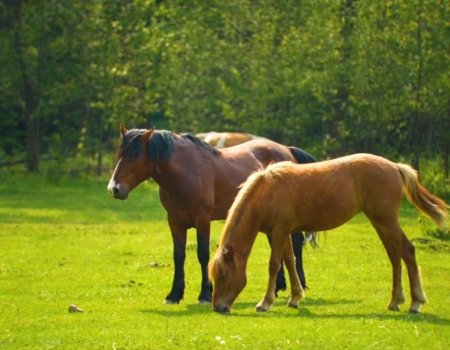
[0,174,449,349]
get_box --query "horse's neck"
[224,208,261,261]
[151,161,183,190]
[151,145,202,191]
[230,231,259,262]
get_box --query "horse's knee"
[407,242,416,257]
[197,246,209,264]
[269,259,281,275]
[196,234,210,263]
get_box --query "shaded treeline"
[0,0,448,179]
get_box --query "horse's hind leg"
[292,232,307,289]
[369,218,405,311]
[400,231,427,313]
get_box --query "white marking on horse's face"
[107,178,129,199]
[107,178,117,194]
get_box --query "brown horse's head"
[209,245,247,313]
[107,127,155,200]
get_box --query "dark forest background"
[0,0,448,189]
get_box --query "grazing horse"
[107,127,315,304]
[198,131,312,293]
[196,132,265,148]
[209,153,448,314]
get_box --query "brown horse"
[107,127,315,304]
[196,131,266,148]
[209,153,448,313]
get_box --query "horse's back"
[260,154,404,231]
[210,139,303,218]
[223,138,297,167]
[285,154,403,196]
[197,131,261,148]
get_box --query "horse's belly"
[291,195,360,232]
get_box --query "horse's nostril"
[113,186,120,196]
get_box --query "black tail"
[289,147,316,164]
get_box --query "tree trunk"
[12,0,40,172]
[411,0,424,172]
[96,115,104,176]
[331,0,355,154]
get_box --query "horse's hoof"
[409,301,422,314]
[388,304,400,311]
[288,302,299,309]
[164,299,180,305]
[198,290,212,304]
[256,306,268,312]
[256,302,271,312]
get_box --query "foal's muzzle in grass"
[213,305,230,314]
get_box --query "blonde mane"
[218,170,267,247]
[218,162,296,247]
[210,161,298,282]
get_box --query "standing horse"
[209,154,447,313]
[196,132,265,148]
[107,127,315,304]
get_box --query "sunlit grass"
[0,174,449,349]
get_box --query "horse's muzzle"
[107,180,129,200]
[213,304,230,314]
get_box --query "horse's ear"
[142,128,154,141]
[120,126,127,136]
[222,245,234,262]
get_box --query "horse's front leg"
[283,237,305,308]
[196,216,212,303]
[256,229,289,312]
[165,220,187,304]
[266,234,287,295]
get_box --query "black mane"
[118,129,219,161]
[118,129,146,159]
[181,133,220,156]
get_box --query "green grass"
[0,174,449,349]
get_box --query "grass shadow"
[139,299,450,326]
[138,296,362,318]
[294,308,450,326]
[139,302,213,317]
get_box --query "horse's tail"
[289,147,316,164]
[397,163,448,227]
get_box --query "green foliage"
[0,0,448,177]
